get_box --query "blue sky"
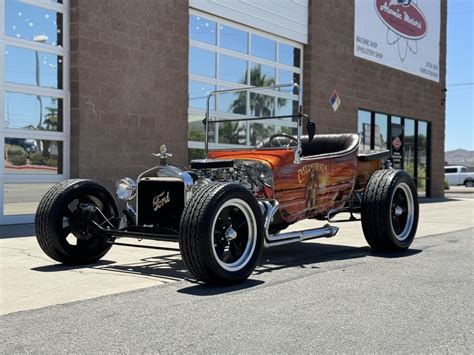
[445,0,474,151]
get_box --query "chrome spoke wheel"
[390,182,415,241]
[211,198,257,272]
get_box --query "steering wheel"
[269,134,298,148]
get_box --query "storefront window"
[188,11,301,150]
[357,110,431,196]
[5,0,63,47]
[189,15,216,45]
[189,47,216,78]
[219,25,247,53]
[357,110,371,150]
[374,113,388,150]
[251,34,276,61]
[1,0,69,223]
[5,45,63,89]
[279,43,301,68]
[404,119,415,177]
[417,121,429,195]
[5,92,63,131]
[219,55,247,83]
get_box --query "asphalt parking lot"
[0,193,473,352]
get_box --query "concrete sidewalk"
[1,196,473,316]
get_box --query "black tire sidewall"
[362,170,419,251]
[184,183,264,283]
[388,173,419,249]
[36,180,118,264]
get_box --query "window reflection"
[188,148,206,161]
[188,114,215,143]
[5,92,63,131]
[4,183,55,215]
[189,47,216,78]
[279,43,301,67]
[250,93,275,117]
[219,55,247,84]
[404,119,415,176]
[250,63,275,86]
[189,15,216,45]
[417,121,428,186]
[250,123,294,145]
[358,110,371,150]
[4,138,62,174]
[374,113,388,150]
[251,34,276,61]
[278,70,300,93]
[189,81,215,110]
[5,45,63,89]
[218,90,247,115]
[218,121,246,144]
[277,98,298,119]
[220,25,247,53]
[5,0,63,47]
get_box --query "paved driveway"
[1,196,473,316]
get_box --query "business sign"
[354,0,440,82]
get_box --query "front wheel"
[465,180,473,188]
[361,170,419,252]
[35,179,118,264]
[179,183,263,284]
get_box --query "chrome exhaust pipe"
[265,224,339,248]
[258,200,339,248]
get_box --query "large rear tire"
[361,170,419,252]
[35,179,118,264]
[179,183,263,285]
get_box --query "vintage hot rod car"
[35,84,419,284]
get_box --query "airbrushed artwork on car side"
[34,83,419,285]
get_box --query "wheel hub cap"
[225,227,238,242]
[394,206,403,217]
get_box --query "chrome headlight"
[115,177,137,201]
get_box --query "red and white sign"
[375,0,427,39]
[354,0,440,82]
[392,137,402,150]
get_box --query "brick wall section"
[303,0,447,197]
[69,0,189,192]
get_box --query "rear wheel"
[35,179,118,264]
[361,170,419,251]
[179,183,263,284]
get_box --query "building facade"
[0,0,446,224]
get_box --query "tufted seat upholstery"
[259,133,360,157]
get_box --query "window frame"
[0,0,70,224]
[357,108,432,197]
[188,8,303,151]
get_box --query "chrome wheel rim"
[211,198,257,272]
[390,182,415,241]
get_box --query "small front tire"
[35,179,118,264]
[361,170,419,252]
[179,183,263,285]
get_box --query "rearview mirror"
[307,121,316,142]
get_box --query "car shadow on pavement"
[29,242,422,290]
[254,243,422,277]
[178,279,265,296]
[419,196,461,204]
[31,259,116,272]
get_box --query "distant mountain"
[445,149,474,166]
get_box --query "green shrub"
[29,153,46,166]
[6,145,27,166]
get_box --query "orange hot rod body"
[208,134,382,224]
